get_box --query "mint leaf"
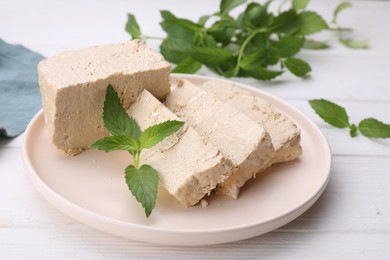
[198,15,210,26]
[91,135,138,153]
[259,47,280,66]
[297,11,328,35]
[241,67,283,80]
[103,85,141,140]
[332,2,352,24]
[220,0,247,15]
[340,38,369,49]
[292,0,310,10]
[125,164,159,217]
[243,2,271,29]
[209,21,236,46]
[358,118,390,138]
[160,37,193,63]
[240,49,265,70]
[125,13,142,39]
[172,57,202,74]
[274,36,305,57]
[272,10,300,34]
[188,47,233,67]
[303,39,329,49]
[140,120,185,149]
[203,34,218,48]
[309,99,350,128]
[160,10,201,32]
[159,10,197,63]
[349,124,357,137]
[240,47,281,71]
[284,57,311,77]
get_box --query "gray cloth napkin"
[0,38,44,138]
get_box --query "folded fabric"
[0,38,44,138]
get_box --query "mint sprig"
[309,99,390,139]
[330,1,369,49]
[91,85,185,217]
[125,0,366,81]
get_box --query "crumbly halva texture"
[38,40,171,155]
[199,80,302,164]
[128,90,233,207]
[165,79,276,199]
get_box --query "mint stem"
[328,27,353,32]
[133,151,141,169]
[143,35,165,41]
[232,27,269,76]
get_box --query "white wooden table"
[1,0,389,258]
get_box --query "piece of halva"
[128,89,233,207]
[38,40,171,155]
[200,80,302,164]
[165,79,275,199]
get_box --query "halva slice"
[128,89,233,207]
[38,40,171,155]
[165,79,275,199]
[200,80,302,164]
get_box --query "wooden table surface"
[1,0,389,258]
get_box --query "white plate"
[22,74,331,246]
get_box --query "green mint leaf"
[160,9,176,22]
[125,13,142,39]
[238,35,280,70]
[332,1,352,24]
[272,10,300,34]
[160,37,193,63]
[292,0,310,10]
[308,99,350,128]
[90,135,138,153]
[161,11,188,29]
[198,15,210,26]
[203,34,218,48]
[340,38,369,49]
[284,57,311,77]
[240,42,280,69]
[297,11,328,35]
[240,48,266,70]
[159,11,197,63]
[243,2,271,29]
[220,0,247,15]
[160,21,196,41]
[349,124,357,137]
[218,65,239,78]
[240,67,283,80]
[188,47,233,67]
[274,36,305,57]
[209,21,236,46]
[245,33,268,53]
[161,10,202,32]
[103,85,141,140]
[303,39,330,49]
[140,120,185,149]
[172,57,202,74]
[125,164,159,217]
[358,118,390,138]
[259,47,280,66]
